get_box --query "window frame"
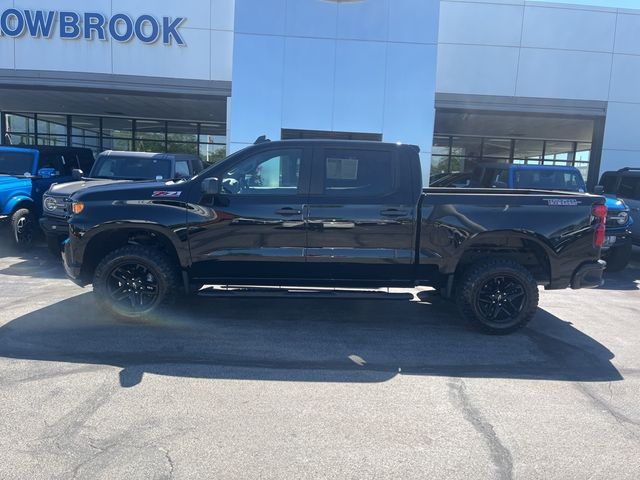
[214,146,312,197]
[309,146,406,202]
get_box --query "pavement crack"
[448,379,514,480]
[159,447,175,479]
[576,383,640,440]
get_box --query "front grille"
[606,212,629,227]
[43,196,71,219]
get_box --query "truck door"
[305,145,418,282]
[187,146,312,282]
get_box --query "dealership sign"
[0,9,186,45]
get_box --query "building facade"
[0,0,638,187]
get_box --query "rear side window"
[39,153,73,176]
[619,176,640,200]
[601,173,619,195]
[323,149,394,196]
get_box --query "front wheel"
[10,208,35,249]
[456,258,539,335]
[93,246,181,322]
[603,242,632,272]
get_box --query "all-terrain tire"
[93,245,182,323]
[603,242,632,273]
[10,208,35,249]
[456,258,539,335]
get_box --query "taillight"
[592,204,607,248]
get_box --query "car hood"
[47,179,133,197]
[0,175,31,191]
[604,195,628,212]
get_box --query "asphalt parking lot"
[0,245,639,480]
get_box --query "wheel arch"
[79,223,189,282]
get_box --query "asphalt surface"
[0,244,639,479]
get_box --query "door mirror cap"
[72,169,84,181]
[201,177,221,195]
[593,185,605,195]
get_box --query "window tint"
[513,169,585,192]
[619,176,640,200]
[175,160,191,178]
[39,153,72,176]
[221,149,303,195]
[601,174,619,195]
[92,156,172,180]
[323,149,393,196]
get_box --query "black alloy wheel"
[106,262,161,314]
[475,275,527,324]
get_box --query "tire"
[93,245,182,322]
[456,258,539,335]
[10,208,35,249]
[603,242,632,273]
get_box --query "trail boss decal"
[152,191,181,198]
[544,198,580,206]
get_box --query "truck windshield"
[513,170,586,192]
[91,156,173,180]
[0,151,35,176]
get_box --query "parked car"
[0,146,95,248]
[599,168,640,248]
[432,164,634,271]
[59,139,607,335]
[40,151,204,255]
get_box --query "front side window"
[323,149,393,196]
[0,151,35,176]
[619,176,640,200]
[39,153,74,176]
[221,149,303,195]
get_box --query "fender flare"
[3,196,35,216]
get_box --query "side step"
[196,285,415,300]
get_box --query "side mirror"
[594,185,605,195]
[72,169,84,181]
[201,177,221,195]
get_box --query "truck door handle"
[276,207,302,216]
[380,209,408,217]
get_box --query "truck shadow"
[0,290,622,388]
[600,247,640,290]
[0,244,67,279]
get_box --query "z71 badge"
[152,191,181,198]
[544,198,580,206]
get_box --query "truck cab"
[0,146,94,248]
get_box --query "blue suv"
[0,146,94,248]
[431,164,634,271]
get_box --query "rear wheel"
[93,246,181,322]
[456,258,539,335]
[10,208,35,249]
[603,242,632,272]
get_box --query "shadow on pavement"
[0,245,66,279]
[0,290,622,387]
[600,247,640,290]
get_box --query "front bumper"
[39,216,69,237]
[571,260,606,289]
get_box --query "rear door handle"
[276,207,302,216]
[380,209,408,217]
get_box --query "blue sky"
[534,0,640,8]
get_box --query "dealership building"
[1,0,639,186]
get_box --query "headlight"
[71,202,85,215]
[43,196,58,212]
[616,211,629,225]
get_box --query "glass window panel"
[72,116,100,137]
[168,122,198,142]
[102,118,133,139]
[136,120,166,141]
[514,139,544,160]
[432,136,450,156]
[199,144,227,164]
[482,138,511,159]
[574,162,590,180]
[200,123,226,136]
[430,155,450,177]
[102,138,132,151]
[575,142,591,162]
[37,135,67,146]
[5,133,35,146]
[37,114,67,136]
[135,140,166,153]
[167,142,198,155]
[5,113,35,134]
[451,136,482,158]
[544,141,574,159]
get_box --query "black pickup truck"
[61,140,607,334]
